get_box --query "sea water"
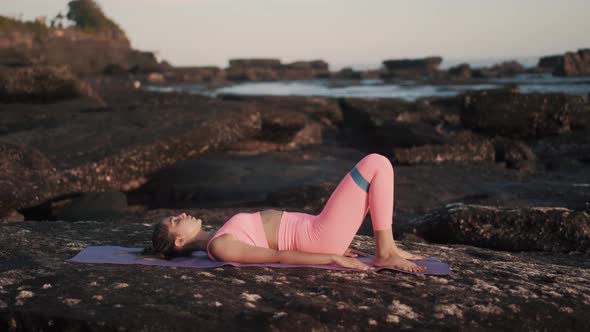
[144,73,590,101]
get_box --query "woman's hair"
[140,221,193,260]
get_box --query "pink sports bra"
[206,211,270,261]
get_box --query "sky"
[3,0,589,70]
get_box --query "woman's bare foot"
[394,246,425,261]
[373,252,427,273]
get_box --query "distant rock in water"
[535,48,590,76]
[447,63,472,80]
[225,58,329,81]
[382,56,442,79]
[393,141,495,165]
[554,48,590,77]
[537,54,564,73]
[0,65,104,104]
[472,61,525,78]
[228,58,282,69]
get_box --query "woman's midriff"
[260,209,284,250]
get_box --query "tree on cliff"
[66,0,128,42]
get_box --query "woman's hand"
[332,255,374,271]
[343,247,369,258]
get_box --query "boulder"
[0,65,104,103]
[382,57,443,78]
[410,203,590,253]
[554,48,590,76]
[0,143,60,216]
[461,90,582,139]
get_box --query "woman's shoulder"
[207,233,237,261]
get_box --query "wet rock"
[410,204,590,253]
[0,66,104,104]
[554,48,590,76]
[382,57,442,79]
[461,90,581,139]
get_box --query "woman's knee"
[365,153,393,172]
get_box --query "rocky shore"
[1,74,590,330]
[1,12,590,332]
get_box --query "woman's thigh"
[300,172,369,255]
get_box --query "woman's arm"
[210,235,373,270]
[210,234,334,265]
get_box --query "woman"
[147,153,427,273]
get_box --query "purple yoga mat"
[66,245,452,275]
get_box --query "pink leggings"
[278,153,394,255]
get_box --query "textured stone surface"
[382,57,443,78]
[0,88,262,213]
[0,142,60,216]
[338,97,449,151]
[0,66,103,103]
[409,204,590,253]
[0,218,588,331]
[461,90,584,139]
[393,141,495,165]
[554,48,590,76]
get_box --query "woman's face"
[162,213,202,248]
